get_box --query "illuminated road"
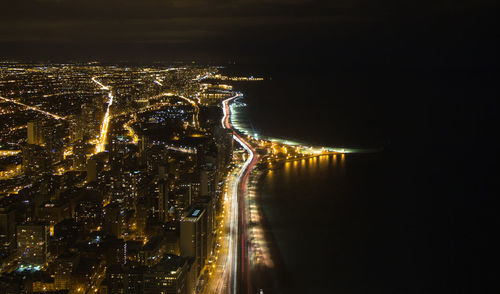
[123,118,139,144]
[0,150,21,156]
[92,77,114,153]
[233,130,259,294]
[0,95,65,120]
[217,93,352,294]
[206,94,258,294]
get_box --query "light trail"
[214,94,256,294]
[92,77,114,153]
[217,92,366,293]
[91,76,109,90]
[0,95,65,120]
[232,132,258,294]
[123,118,139,144]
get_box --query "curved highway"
[220,93,259,294]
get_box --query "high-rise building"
[53,254,79,290]
[106,264,146,294]
[73,140,87,171]
[38,200,71,227]
[199,166,216,197]
[80,103,101,139]
[158,179,169,222]
[139,135,150,153]
[179,183,194,211]
[87,157,97,182]
[143,255,188,294]
[27,121,42,145]
[0,201,16,254]
[69,121,84,143]
[158,164,167,180]
[16,223,49,267]
[22,144,51,175]
[42,121,65,164]
[194,196,215,258]
[180,206,207,276]
[104,203,123,238]
[134,199,148,237]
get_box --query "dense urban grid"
[0,62,344,294]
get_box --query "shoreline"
[230,96,384,154]
[247,167,291,294]
[224,92,375,293]
[249,154,345,293]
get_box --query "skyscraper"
[143,255,188,294]
[27,121,42,145]
[0,202,16,254]
[158,179,169,222]
[180,206,207,276]
[72,140,87,171]
[22,144,51,175]
[87,157,97,182]
[104,203,123,238]
[17,223,49,267]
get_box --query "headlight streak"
[0,95,65,120]
[92,77,114,154]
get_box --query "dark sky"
[0,0,498,66]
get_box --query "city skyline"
[0,62,347,293]
[0,1,498,293]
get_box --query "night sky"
[0,0,498,67]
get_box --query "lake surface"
[222,65,497,293]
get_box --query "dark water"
[223,65,498,293]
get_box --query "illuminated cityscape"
[0,1,496,293]
[0,62,348,293]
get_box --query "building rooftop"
[150,254,185,274]
[182,206,205,221]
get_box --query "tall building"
[106,264,146,294]
[27,121,42,145]
[42,121,65,164]
[22,144,51,175]
[87,156,97,182]
[104,203,123,238]
[143,255,188,294]
[0,201,16,254]
[180,206,207,276]
[73,140,87,171]
[178,183,194,211]
[80,103,101,139]
[158,179,169,222]
[38,200,71,227]
[194,196,215,258]
[199,166,216,197]
[139,135,150,153]
[69,120,84,143]
[158,164,167,180]
[53,254,79,290]
[17,223,49,267]
[134,199,148,237]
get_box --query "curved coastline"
[225,93,346,292]
[229,95,383,154]
[224,91,382,293]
